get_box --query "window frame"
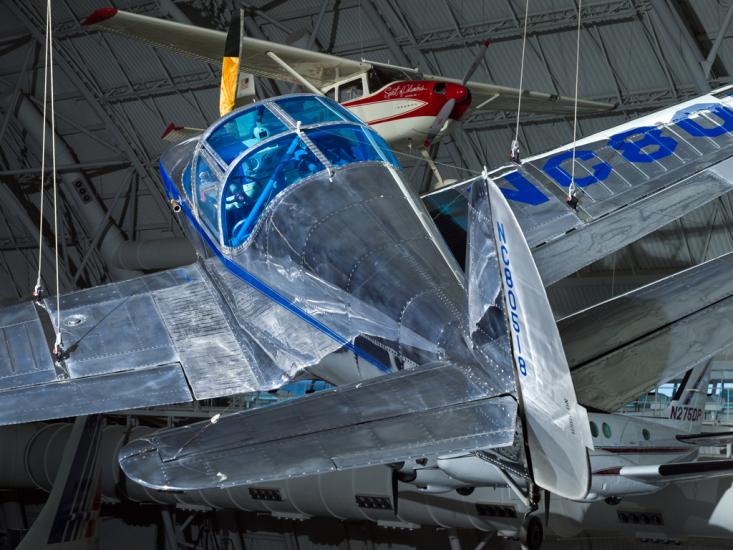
[337,76,366,103]
[192,148,226,246]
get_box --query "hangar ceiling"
[0,0,732,320]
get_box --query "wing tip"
[83,7,118,26]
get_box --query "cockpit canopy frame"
[187,94,399,252]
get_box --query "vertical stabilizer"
[662,360,712,433]
[470,175,593,501]
[17,416,103,550]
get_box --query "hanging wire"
[567,0,583,207]
[48,0,63,355]
[33,0,52,299]
[34,0,64,357]
[510,0,531,163]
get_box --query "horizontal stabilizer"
[677,431,733,447]
[119,362,518,491]
[613,459,733,484]
[161,123,203,143]
[563,251,733,412]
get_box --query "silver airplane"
[5,28,733,548]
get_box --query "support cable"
[510,0,530,164]
[567,0,583,209]
[33,0,51,299]
[34,0,64,361]
[48,0,63,358]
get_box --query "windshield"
[306,125,399,168]
[276,95,363,125]
[223,134,324,247]
[207,104,287,164]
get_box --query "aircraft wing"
[559,250,733,412]
[423,90,733,285]
[84,8,368,88]
[117,175,594,500]
[0,263,294,425]
[677,431,733,447]
[602,459,733,484]
[423,75,615,114]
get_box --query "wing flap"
[0,303,56,390]
[0,364,191,426]
[119,362,518,491]
[571,288,733,412]
[532,162,733,285]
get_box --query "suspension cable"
[35,0,64,357]
[33,1,52,298]
[510,0,530,164]
[568,0,583,207]
[48,0,63,354]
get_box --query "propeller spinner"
[422,39,489,148]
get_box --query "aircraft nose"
[445,83,470,103]
[435,83,472,121]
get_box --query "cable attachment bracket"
[565,182,579,209]
[32,284,46,303]
[509,139,521,164]
[52,333,69,377]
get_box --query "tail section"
[17,416,103,550]
[662,360,712,433]
[467,174,594,501]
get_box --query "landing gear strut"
[519,483,543,550]
[519,515,543,550]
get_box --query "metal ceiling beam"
[650,0,710,94]
[361,0,411,67]
[701,0,733,79]
[334,0,647,57]
[7,1,177,230]
[0,159,129,178]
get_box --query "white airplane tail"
[17,416,103,550]
[466,174,594,501]
[661,361,712,434]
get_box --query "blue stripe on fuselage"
[160,165,390,374]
